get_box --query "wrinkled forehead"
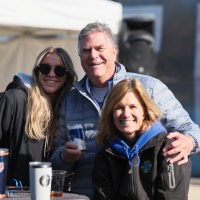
[78,31,114,51]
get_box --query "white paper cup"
[29,162,52,200]
[68,124,86,151]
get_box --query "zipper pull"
[167,158,176,189]
[128,167,133,174]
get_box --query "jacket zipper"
[128,167,136,199]
[167,158,176,189]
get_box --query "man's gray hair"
[78,22,116,54]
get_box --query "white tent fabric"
[0,0,122,91]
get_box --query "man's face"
[79,32,117,87]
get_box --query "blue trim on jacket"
[109,122,167,169]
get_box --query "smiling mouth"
[44,79,58,84]
[90,62,104,66]
[120,120,135,125]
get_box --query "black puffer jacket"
[0,74,45,186]
[92,131,191,200]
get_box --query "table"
[3,192,90,200]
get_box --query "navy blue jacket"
[0,74,45,186]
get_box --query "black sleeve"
[0,92,13,140]
[156,140,191,200]
[0,89,27,145]
[92,150,116,200]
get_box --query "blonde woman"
[0,47,77,187]
[93,79,191,200]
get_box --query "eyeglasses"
[37,64,67,77]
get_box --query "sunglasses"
[37,64,67,77]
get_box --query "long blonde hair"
[97,79,162,146]
[25,47,77,151]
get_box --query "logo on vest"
[141,160,152,173]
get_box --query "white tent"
[0,0,122,91]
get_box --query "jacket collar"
[106,122,167,164]
[108,122,166,169]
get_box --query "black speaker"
[118,17,157,76]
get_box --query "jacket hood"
[108,122,167,169]
[6,72,32,92]
[18,72,32,88]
